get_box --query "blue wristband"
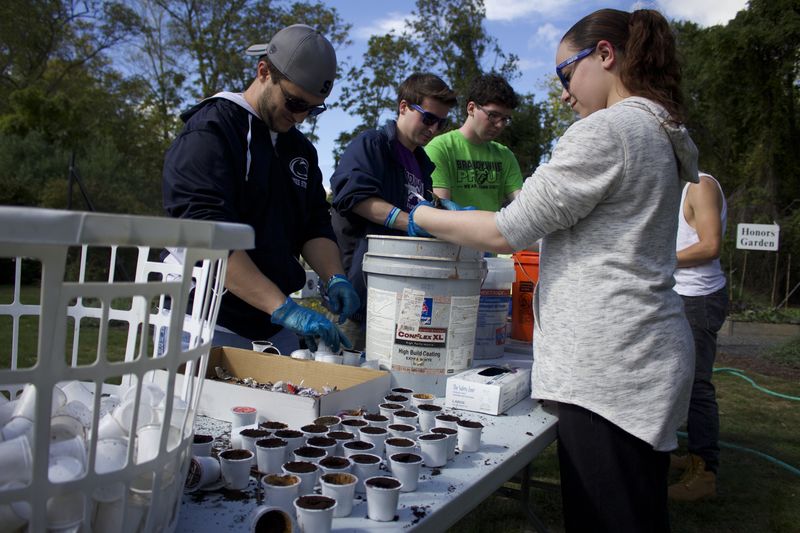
[384,207,400,228]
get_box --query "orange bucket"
[511,251,539,342]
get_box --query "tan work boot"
[670,453,690,471]
[668,454,717,501]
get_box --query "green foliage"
[674,0,800,303]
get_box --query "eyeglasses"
[476,104,512,126]
[278,82,327,117]
[409,103,448,130]
[556,46,596,91]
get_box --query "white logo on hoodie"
[289,157,309,188]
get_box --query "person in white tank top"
[670,172,729,501]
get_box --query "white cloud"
[516,57,547,72]
[528,23,562,50]
[653,0,748,27]
[353,12,406,39]
[484,0,580,21]
[352,13,408,39]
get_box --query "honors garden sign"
[736,223,780,251]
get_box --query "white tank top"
[673,174,727,296]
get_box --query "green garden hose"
[677,367,800,477]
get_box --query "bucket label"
[365,287,479,375]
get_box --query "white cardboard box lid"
[155,347,391,426]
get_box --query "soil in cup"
[391,388,414,394]
[274,429,303,439]
[458,420,484,429]
[366,477,401,489]
[322,472,355,485]
[327,431,355,441]
[388,424,415,433]
[418,404,442,412]
[392,453,422,463]
[259,421,288,430]
[363,414,388,423]
[435,414,460,423]
[300,424,329,434]
[319,457,349,469]
[350,454,380,464]
[386,438,414,447]
[220,449,252,460]
[194,434,213,444]
[240,428,270,439]
[256,438,287,448]
[296,495,335,510]
[294,447,325,459]
[384,395,409,403]
[344,441,373,451]
[431,427,457,436]
[379,403,403,410]
[263,474,298,487]
[314,416,340,427]
[361,427,387,435]
[283,461,317,474]
[307,436,336,448]
[394,410,416,418]
[341,420,368,429]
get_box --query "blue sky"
[311,0,748,187]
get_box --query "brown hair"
[562,8,685,123]
[397,73,457,109]
[467,74,519,110]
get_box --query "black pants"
[557,403,670,533]
[681,287,728,474]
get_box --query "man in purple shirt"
[330,73,457,348]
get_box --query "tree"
[334,32,418,162]
[674,0,800,300]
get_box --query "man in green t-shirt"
[424,74,523,211]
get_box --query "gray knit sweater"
[496,97,699,450]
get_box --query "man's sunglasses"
[409,103,448,129]
[556,46,596,91]
[279,82,327,117]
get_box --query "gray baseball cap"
[246,24,336,97]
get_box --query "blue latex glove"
[325,274,361,324]
[438,198,477,211]
[407,200,434,237]
[270,297,352,352]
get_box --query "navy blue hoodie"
[163,93,335,340]
[330,120,435,322]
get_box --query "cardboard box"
[153,347,390,427]
[444,365,530,415]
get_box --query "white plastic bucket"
[474,257,515,359]
[362,236,486,396]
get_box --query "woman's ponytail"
[622,10,685,123]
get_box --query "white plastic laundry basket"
[0,207,252,532]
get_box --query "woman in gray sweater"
[409,8,697,532]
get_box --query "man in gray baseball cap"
[162,24,359,355]
[246,24,337,98]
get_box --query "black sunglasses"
[279,82,327,117]
[409,103,448,130]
